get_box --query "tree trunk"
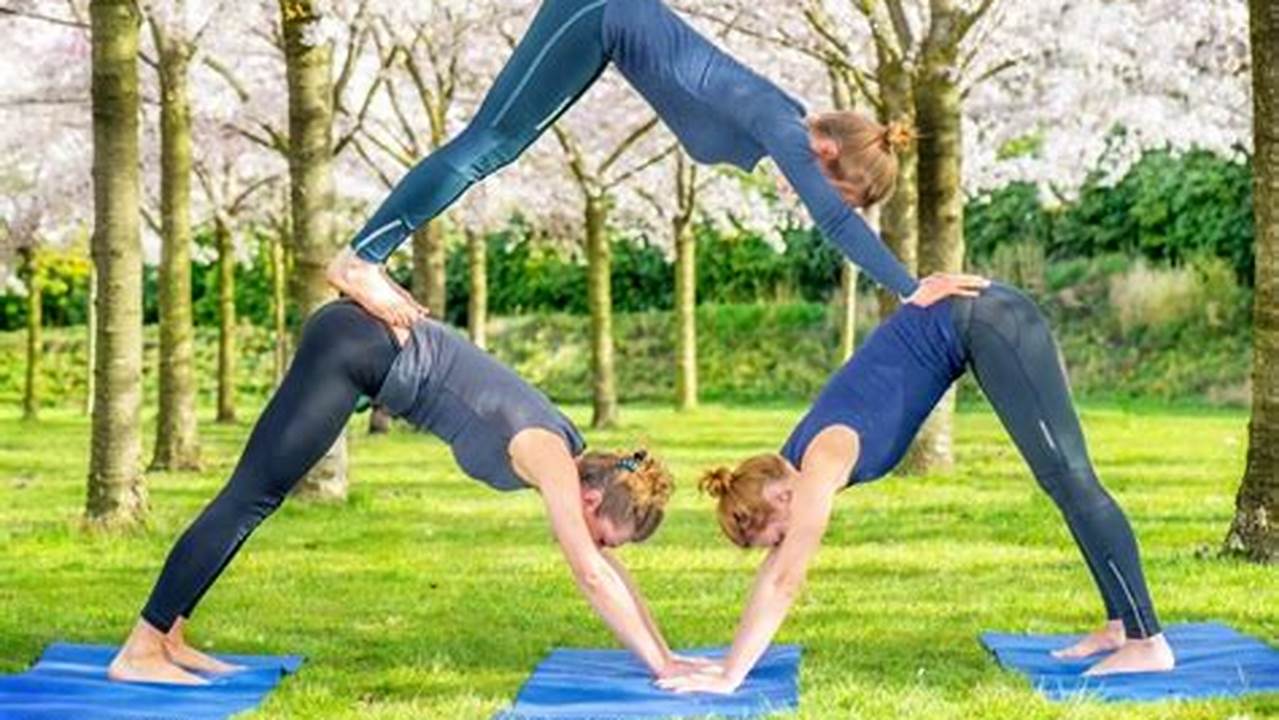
[215,216,237,424]
[151,31,200,469]
[21,248,41,421]
[902,6,965,475]
[412,220,447,317]
[674,216,697,410]
[85,264,96,416]
[86,0,146,526]
[282,0,346,501]
[270,227,289,384]
[1225,0,1279,562]
[368,405,392,434]
[586,195,617,428]
[467,229,487,350]
[838,262,857,362]
[875,49,920,319]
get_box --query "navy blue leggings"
[350,0,610,262]
[140,303,400,632]
[953,286,1161,639]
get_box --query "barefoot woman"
[329,0,938,324]
[662,282,1174,693]
[109,301,688,683]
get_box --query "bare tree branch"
[200,54,250,103]
[140,205,161,235]
[960,55,1023,98]
[228,174,278,215]
[605,142,678,190]
[599,117,660,176]
[351,136,396,189]
[190,0,227,47]
[357,124,415,168]
[883,0,916,52]
[0,5,87,29]
[955,0,1000,44]
[381,74,423,159]
[551,125,592,194]
[331,0,372,110]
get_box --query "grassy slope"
[0,403,1275,719]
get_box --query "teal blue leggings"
[350,0,610,261]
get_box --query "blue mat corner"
[493,644,801,719]
[0,642,302,720]
[980,622,1279,702]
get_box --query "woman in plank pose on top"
[327,0,984,321]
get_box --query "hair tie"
[615,450,646,473]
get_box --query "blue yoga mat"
[0,642,302,720]
[981,622,1279,702]
[493,645,801,719]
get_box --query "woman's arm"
[600,549,673,659]
[509,430,673,676]
[659,426,858,693]
[761,118,919,299]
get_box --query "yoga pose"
[108,301,690,684]
[661,282,1174,694]
[329,0,940,325]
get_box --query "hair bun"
[698,467,735,499]
[883,121,915,154]
[620,449,673,509]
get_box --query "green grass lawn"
[0,401,1275,719]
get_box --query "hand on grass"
[904,273,990,307]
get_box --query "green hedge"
[0,289,1252,411]
[967,149,1254,282]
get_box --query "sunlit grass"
[0,401,1275,719]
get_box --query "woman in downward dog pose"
[108,301,694,684]
[329,0,952,325]
[662,281,1174,694]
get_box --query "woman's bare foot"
[164,618,243,674]
[108,620,207,685]
[1052,620,1126,659]
[326,248,427,327]
[1083,633,1175,675]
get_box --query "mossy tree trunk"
[902,0,966,475]
[215,215,237,423]
[673,155,698,411]
[86,0,146,526]
[551,118,661,429]
[411,220,447,317]
[151,15,200,468]
[585,194,617,428]
[270,225,290,384]
[20,247,41,421]
[1225,0,1279,562]
[281,0,347,501]
[467,229,488,349]
[85,264,96,416]
[875,40,919,319]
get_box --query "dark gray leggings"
[140,301,400,633]
[952,284,1161,639]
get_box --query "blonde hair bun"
[883,121,915,154]
[621,451,674,509]
[698,467,736,499]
